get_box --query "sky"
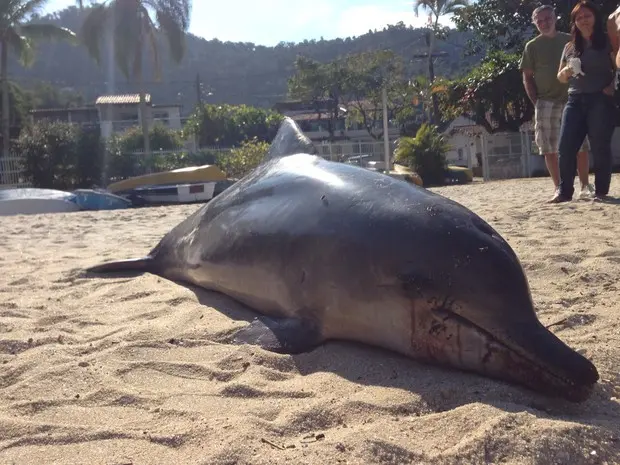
[43,0,455,46]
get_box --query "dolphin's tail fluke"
[86,257,154,274]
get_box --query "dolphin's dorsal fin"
[266,117,317,159]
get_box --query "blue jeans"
[558,91,616,198]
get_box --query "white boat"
[126,180,236,206]
[0,188,82,216]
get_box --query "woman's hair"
[570,0,607,55]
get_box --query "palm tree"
[0,0,77,158]
[76,0,191,170]
[412,0,469,123]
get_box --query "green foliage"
[114,123,183,153]
[0,81,32,132]
[27,81,85,108]
[394,123,449,186]
[12,8,481,111]
[78,0,191,80]
[184,103,284,147]
[74,124,105,187]
[215,138,269,179]
[453,0,618,55]
[341,50,416,140]
[105,123,184,178]
[288,51,423,139]
[16,117,233,186]
[17,120,104,189]
[287,56,348,139]
[1,0,77,156]
[439,50,532,132]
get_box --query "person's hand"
[561,66,574,79]
[558,66,573,83]
[603,83,615,96]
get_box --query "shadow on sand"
[82,268,620,450]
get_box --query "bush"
[216,138,270,179]
[394,124,449,186]
[105,123,185,179]
[17,120,105,189]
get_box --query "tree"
[184,103,284,147]
[452,0,618,55]
[288,51,423,141]
[412,0,469,123]
[0,0,76,158]
[287,56,348,141]
[17,119,105,189]
[216,138,270,179]
[408,75,449,123]
[341,50,413,140]
[77,0,191,169]
[394,123,449,186]
[439,50,533,133]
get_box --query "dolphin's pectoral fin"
[232,316,323,354]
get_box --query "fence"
[480,130,540,182]
[126,141,393,174]
[0,156,31,188]
[315,140,396,164]
[0,133,547,189]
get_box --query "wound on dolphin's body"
[399,271,434,297]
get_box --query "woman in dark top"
[553,0,617,202]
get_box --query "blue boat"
[71,189,132,211]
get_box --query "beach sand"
[1,175,619,465]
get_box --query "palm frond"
[9,0,49,23]
[143,11,161,80]
[412,0,437,18]
[153,0,191,30]
[111,0,143,78]
[20,23,77,45]
[6,28,34,67]
[79,3,109,65]
[156,8,185,63]
[80,0,191,80]
[442,0,469,14]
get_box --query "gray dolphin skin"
[87,117,599,402]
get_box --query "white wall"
[152,106,182,130]
[443,116,484,168]
[445,133,479,167]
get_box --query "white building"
[29,93,183,141]
[96,93,182,139]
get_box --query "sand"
[1,175,619,465]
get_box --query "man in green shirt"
[520,4,593,201]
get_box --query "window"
[152,111,169,125]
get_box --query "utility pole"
[382,85,390,173]
[412,50,448,124]
[195,73,202,108]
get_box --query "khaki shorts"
[534,99,590,155]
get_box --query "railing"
[0,156,31,188]
[0,130,551,189]
[33,117,190,132]
[315,140,396,164]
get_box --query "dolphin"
[87,117,599,402]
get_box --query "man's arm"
[522,69,538,105]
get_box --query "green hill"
[12,7,481,115]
